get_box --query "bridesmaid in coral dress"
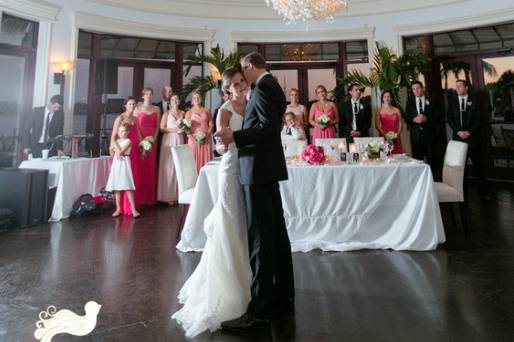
[186,91,213,172]
[308,85,339,145]
[110,96,141,216]
[157,94,185,204]
[136,87,161,205]
[375,90,403,154]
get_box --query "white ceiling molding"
[394,6,514,37]
[231,26,375,44]
[0,0,61,22]
[86,0,469,20]
[74,11,216,42]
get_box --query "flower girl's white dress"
[105,138,135,191]
[172,101,252,337]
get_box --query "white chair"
[171,145,198,235]
[315,138,347,160]
[353,137,385,146]
[282,138,307,158]
[434,140,469,229]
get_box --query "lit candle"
[338,142,346,152]
[349,143,357,153]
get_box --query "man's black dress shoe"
[221,313,270,333]
[273,296,295,314]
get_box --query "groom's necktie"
[286,127,292,135]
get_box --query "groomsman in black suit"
[404,81,440,177]
[339,83,372,143]
[155,86,173,164]
[156,86,173,114]
[21,95,64,158]
[447,80,489,200]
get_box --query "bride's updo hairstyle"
[221,67,243,96]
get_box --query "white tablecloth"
[19,157,110,221]
[178,159,445,253]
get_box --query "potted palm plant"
[180,45,245,103]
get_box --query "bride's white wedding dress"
[172,101,252,338]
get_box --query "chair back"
[171,145,198,203]
[315,138,347,160]
[443,140,468,199]
[491,125,505,147]
[281,138,307,158]
[502,128,514,150]
[353,137,385,147]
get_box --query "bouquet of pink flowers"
[301,144,325,165]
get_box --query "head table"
[178,158,445,253]
[19,156,111,221]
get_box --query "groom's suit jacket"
[233,73,288,185]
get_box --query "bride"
[172,68,252,337]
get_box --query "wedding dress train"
[172,101,252,337]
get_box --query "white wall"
[3,0,514,133]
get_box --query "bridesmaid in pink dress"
[186,91,213,172]
[375,90,403,154]
[136,87,161,205]
[110,96,141,216]
[157,94,185,204]
[308,85,340,145]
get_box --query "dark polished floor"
[1,181,514,342]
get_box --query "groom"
[216,52,295,331]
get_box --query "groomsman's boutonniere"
[425,99,430,105]
[359,104,364,110]
[467,101,472,106]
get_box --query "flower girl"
[106,123,140,218]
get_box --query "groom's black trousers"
[243,182,295,319]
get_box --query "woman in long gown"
[186,91,213,172]
[374,90,403,154]
[309,85,340,145]
[136,87,160,205]
[110,97,141,216]
[157,94,185,204]
[172,68,252,338]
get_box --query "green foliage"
[180,44,246,103]
[332,42,429,107]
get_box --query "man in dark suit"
[447,80,488,200]
[156,85,173,115]
[339,83,372,143]
[404,81,440,177]
[217,52,294,331]
[155,86,173,164]
[21,95,64,158]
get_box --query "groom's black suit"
[233,73,295,320]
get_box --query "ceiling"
[87,0,469,20]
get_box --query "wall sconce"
[209,64,221,87]
[52,60,75,98]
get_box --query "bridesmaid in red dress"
[308,85,340,145]
[110,96,141,216]
[136,87,161,205]
[375,90,403,154]
[186,90,213,172]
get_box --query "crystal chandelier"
[266,0,348,24]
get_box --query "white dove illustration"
[34,301,101,342]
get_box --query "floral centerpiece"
[194,131,206,144]
[139,136,154,159]
[177,118,191,133]
[385,131,398,142]
[317,114,331,127]
[365,143,384,160]
[301,144,325,165]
